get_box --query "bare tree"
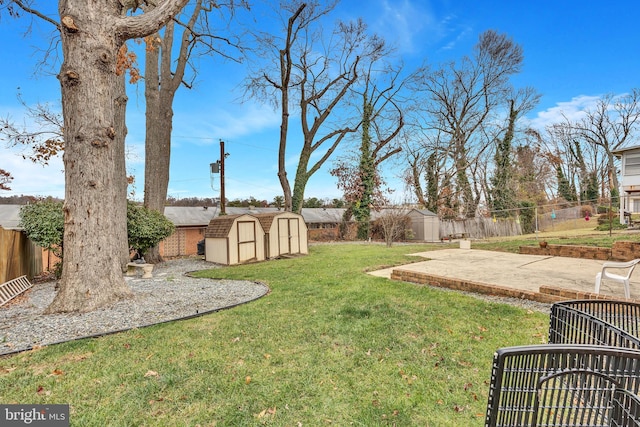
[551,90,640,200]
[244,1,388,213]
[375,207,409,247]
[0,169,12,190]
[409,30,525,218]
[142,0,246,263]
[1,95,64,166]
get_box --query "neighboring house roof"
[163,206,216,227]
[300,208,345,223]
[165,206,350,226]
[0,205,23,230]
[612,145,640,156]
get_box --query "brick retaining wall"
[519,244,611,260]
[519,241,640,261]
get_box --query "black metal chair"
[485,344,640,427]
[549,300,640,350]
[610,389,640,427]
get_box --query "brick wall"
[611,241,640,261]
[519,244,611,260]
[519,241,640,261]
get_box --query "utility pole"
[220,140,226,215]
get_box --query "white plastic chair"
[594,259,640,299]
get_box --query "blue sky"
[2,0,640,203]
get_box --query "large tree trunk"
[115,70,130,271]
[49,0,187,313]
[50,1,132,313]
[142,31,173,264]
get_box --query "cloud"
[374,0,435,54]
[528,95,603,130]
[172,102,280,145]
[2,149,65,197]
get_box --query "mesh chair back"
[549,300,640,350]
[610,389,640,427]
[485,344,640,427]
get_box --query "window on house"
[625,153,640,175]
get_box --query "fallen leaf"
[48,369,64,377]
[463,382,472,391]
[254,407,276,418]
[232,337,241,343]
[454,405,465,412]
[264,353,271,359]
[245,376,251,384]
[144,370,159,378]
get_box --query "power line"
[171,135,277,153]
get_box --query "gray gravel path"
[0,258,269,356]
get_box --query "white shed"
[253,212,308,259]
[407,209,440,242]
[204,214,266,265]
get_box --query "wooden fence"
[0,227,43,283]
[439,217,522,239]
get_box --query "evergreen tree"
[556,166,577,202]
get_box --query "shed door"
[237,221,257,262]
[278,218,300,255]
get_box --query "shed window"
[625,153,640,175]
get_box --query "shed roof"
[252,211,305,231]
[409,208,437,217]
[0,205,23,230]
[204,214,262,238]
[252,212,277,231]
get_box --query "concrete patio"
[369,248,640,303]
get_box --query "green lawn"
[0,243,549,426]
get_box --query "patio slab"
[369,248,640,301]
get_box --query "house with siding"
[613,145,640,222]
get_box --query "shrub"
[126,202,175,257]
[19,201,64,277]
[19,201,175,277]
[581,205,593,218]
[518,201,536,234]
[595,215,628,231]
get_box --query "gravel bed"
[0,258,269,356]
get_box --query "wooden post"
[220,140,226,215]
